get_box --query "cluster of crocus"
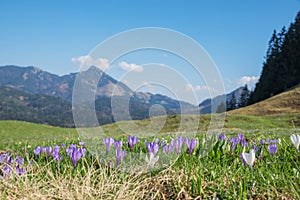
[66,144,86,168]
[162,136,198,156]
[146,141,159,156]
[34,146,54,157]
[34,142,86,168]
[219,133,282,167]
[229,134,248,151]
[103,138,127,166]
[128,135,140,151]
[52,145,62,161]
[0,153,26,178]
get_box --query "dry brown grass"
[0,160,189,200]
[229,85,300,116]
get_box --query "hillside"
[0,86,74,127]
[0,86,181,127]
[0,120,77,146]
[1,112,299,146]
[229,85,300,116]
[198,86,244,113]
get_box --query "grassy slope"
[1,86,300,145]
[100,113,299,136]
[0,120,77,146]
[1,112,299,146]
[229,85,300,115]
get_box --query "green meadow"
[0,114,299,199]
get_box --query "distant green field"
[0,120,77,146]
[0,113,299,146]
[98,113,300,136]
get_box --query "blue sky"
[0,0,299,104]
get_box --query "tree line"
[248,11,300,104]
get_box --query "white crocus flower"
[241,149,255,167]
[290,134,300,150]
[145,153,159,170]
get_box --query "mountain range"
[0,65,199,127]
[0,65,242,127]
[198,86,244,113]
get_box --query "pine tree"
[249,10,300,105]
[238,84,250,108]
[227,93,237,111]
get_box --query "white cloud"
[71,55,109,71]
[185,84,210,92]
[238,76,259,89]
[118,61,143,72]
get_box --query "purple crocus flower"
[6,155,13,164]
[128,135,139,150]
[230,137,240,151]
[16,165,26,176]
[240,140,248,147]
[103,137,115,152]
[45,146,52,156]
[163,143,174,154]
[79,141,85,146]
[238,134,247,147]
[15,156,24,165]
[52,145,62,161]
[115,147,126,165]
[114,140,123,149]
[41,146,47,153]
[238,134,245,141]
[66,146,73,157]
[218,134,226,140]
[268,144,277,155]
[186,138,198,155]
[71,148,83,167]
[158,140,165,147]
[34,146,42,156]
[172,137,185,154]
[3,164,12,176]
[146,141,159,156]
[0,153,7,163]
[79,147,86,157]
[66,144,86,168]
